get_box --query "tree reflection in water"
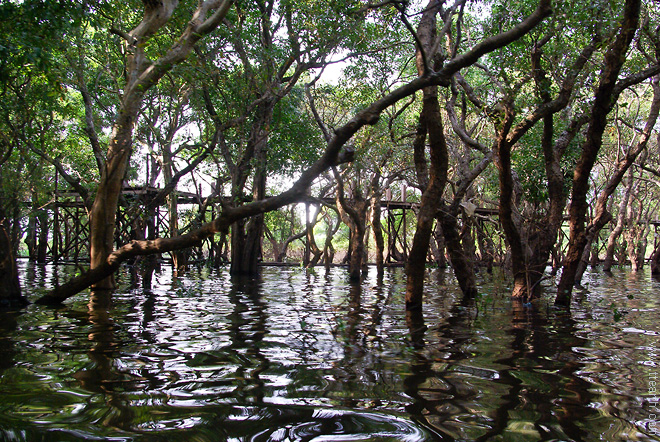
[72,289,135,429]
[1,265,658,441]
[401,281,606,441]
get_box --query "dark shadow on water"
[3,265,659,441]
[227,274,269,404]
[400,276,605,441]
[72,289,136,429]
[0,311,18,373]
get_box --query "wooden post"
[402,184,407,259]
[304,202,311,266]
[53,167,60,263]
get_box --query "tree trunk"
[430,222,447,268]
[459,215,477,270]
[90,97,141,289]
[556,0,641,306]
[574,239,594,286]
[305,205,324,267]
[161,131,189,275]
[405,0,449,310]
[405,90,449,309]
[0,213,26,307]
[37,209,48,263]
[578,75,658,281]
[371,197,385,276]
[625,199,647,273]
[651,241,660,276]
[230,215,264,276]
[335,181,368,282]
[230,101,272,276]
[603,173,633,271]
[438,203,478,297]
[492,100,532,299]
[323,210,339,272]
[476,220,494,273]
[25,205,37,261]
[89,0,233,288]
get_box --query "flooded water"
[1,261,659,441]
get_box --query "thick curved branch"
[506,37,599,146]
[440,0,551,77]
[34,1,552,304]
[125,0,234,99]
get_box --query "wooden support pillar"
[74,206,81,262]
[402,184,408,260]
[387,206,393,263]
[304,202,311,266]
[53,168,60,263]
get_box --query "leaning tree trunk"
[581,75,659,281]
[405,88,449,309]
[89,0,234,288]
[89,107,138,289]
[556,0,641,306]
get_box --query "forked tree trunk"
[335,180,368,282]
[229,99,273,276]
[89,127,135,289]
[405,88,449,309]
[405,0,448,310]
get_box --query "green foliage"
[268,87,324,176]
[264,207,301,244]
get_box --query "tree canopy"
[0,0,658,309]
